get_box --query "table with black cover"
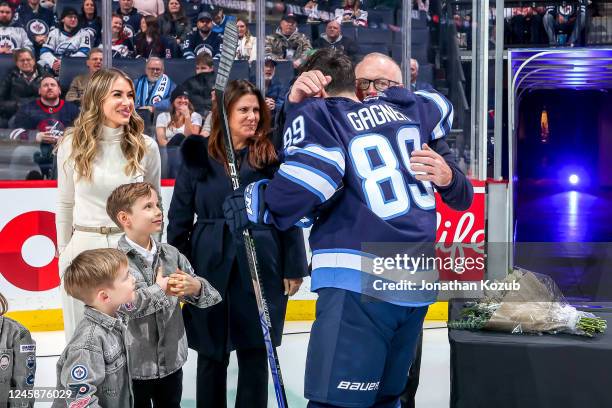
[448,301,612,408]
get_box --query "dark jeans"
[196,348,268,408]
[132,368,183,408]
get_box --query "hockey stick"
[213,21,289,408]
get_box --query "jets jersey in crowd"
[0,25,33,52]
[182,30,222,59]
[39,28,91,69]
[261,87,453,305]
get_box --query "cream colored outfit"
[56,126,161,339]
[236,35,257,62]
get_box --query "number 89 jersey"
[264,87,453,304]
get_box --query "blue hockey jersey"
[262,87,453,305]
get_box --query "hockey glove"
[222,179,269,234]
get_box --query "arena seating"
[58,56,89,94]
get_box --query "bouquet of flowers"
[448,268,607,337]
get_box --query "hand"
[155,266,171,295]
[178,106,190,117]
[36,131,59,144]
[168,269,202,297]
[222,188,251,234]
[265,97,276,112]
[52,59,61,73]
[144,106,155,113]
[0,45,12,54]
[283,278,303,296]
[410,144,453,187]
[288,70,331,103]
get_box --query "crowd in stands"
[0,0,593,178]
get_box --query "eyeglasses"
[356,78,400,92]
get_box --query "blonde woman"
[56,68,161,338]
[235,18,256,62]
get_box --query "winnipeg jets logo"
[194,44,213,56]
[27,19,49,36]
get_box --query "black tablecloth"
[448,301,612,408]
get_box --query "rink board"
[0,180,485,331]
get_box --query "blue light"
[569,174,579,185]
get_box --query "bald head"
[355,53,403,85]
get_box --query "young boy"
[52,248,136,408]
[0,292,36,407]
[106,182,221,408]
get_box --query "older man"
[135,57,176,113]
[286,52,469,407]
[65,47,103,104]
[265,12,312,68]
[312,20,358,60]
[410,58,433,92]
[0,48,43,126]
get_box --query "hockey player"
[39,7,91,75]
[224,49,473,407]
[182,11,222,59]
[0,2,33,54]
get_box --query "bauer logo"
[337,381,380,391]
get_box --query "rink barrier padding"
[8,301,450,332]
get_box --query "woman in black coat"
[167,80,308,408]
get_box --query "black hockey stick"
[213,21,289,408]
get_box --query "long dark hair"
[80,0,97,19]
[209,80,277,171]
[136,15,164,57]
[164,0,188,23]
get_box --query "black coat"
[179,72,215,117]
[167,136,308,361]
[0,67,44,119]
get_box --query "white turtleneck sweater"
[55,126,161,253]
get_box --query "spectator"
[79,0,101,46]
[66,47,103,104]
[0,2,33,54]
[24,18,48,60]
[236,17,256,62]
[196,51,214,74]
[414,0,429,12]
[134,15,180,58]
[263,59,285,118]
[14,0,55,29]
[182,0,213,26]
[409,58,433,91]
[133,0,164,17]
[182,11,222,59]
[543,0,587,46]
[156,87,202,177]
[211,7,235,34]
[39,7,91,75]
[265,12,312,68]
[116,0,142,38]
[0,48,43,127]
[107,13,134,58]
[13,75,79,179]
[335,0,368,27]
[158,0,191,45]
[135,56,176,114]
[312,19,358,60]
[181,53,215,116]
